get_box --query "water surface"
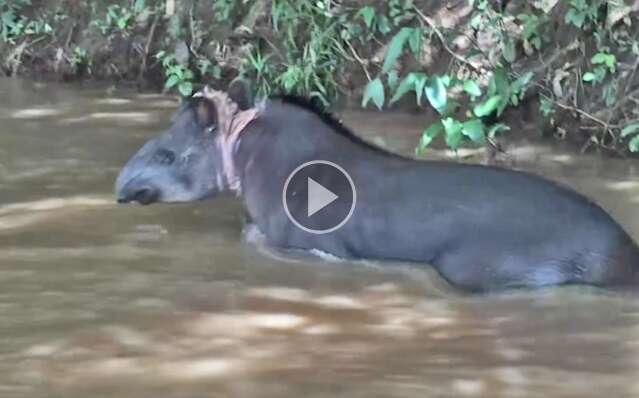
[2,78,639,398]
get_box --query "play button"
[307,178,338,217]
[283,160,357,234]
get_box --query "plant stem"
[346,40,371,81]
[412,6,482,73]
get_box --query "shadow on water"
[2,78,639,398]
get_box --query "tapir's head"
[115,82,254,205]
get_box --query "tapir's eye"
[206,126,217,135]
[153,148,176,165]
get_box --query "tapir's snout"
[116,180,160,205]
[115,153,163,205]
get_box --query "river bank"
[2,0,639,155]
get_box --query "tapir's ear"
[193,97,217,128]
[228,78,254,110]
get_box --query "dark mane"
[272,95,407,158]
[175,91,407,159]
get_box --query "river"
[2,78,639,398]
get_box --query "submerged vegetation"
[1,0,639,154]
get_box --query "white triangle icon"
[307,178,338,217]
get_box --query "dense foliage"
[1,0,639,153]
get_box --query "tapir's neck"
[232,101,407,197]
[205,98,262,194]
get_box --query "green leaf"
[387,70,399,89]
[497,96,509,116]
[603,83,617,107]
[416,122,443,153]
[377,15,391,35]
[358,6,376,29]
[424,76,447,114]
[161,54,175,67]
[178,82,193,97]
[165,74,180,89]
[511,72,533,92]
[621,123,639,137]
[271,1,282,31]
[503,39,516,63]
[487,123,511,138]
[362,78,385,110]
[470,13,482,29]
[606,55,616,72]
[390,73,416,103]
[462,80,482,98]
[565,9,585,28]
[382,27,413,73]
[591,54,605,64]
[461,119,486,143]
[540,98,554,117]
[414,74,428,106]
[590,53,616,73]
[473,95,502,117]
[629,135,639,152]
[116,17,128,30]
[489,68,509,97]
[442,117,463,150]
[531,36,542,50]
[408,27,422,56]
[582,72,596,82]
[134,0,146,13]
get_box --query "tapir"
[115,83,639,292]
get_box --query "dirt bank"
[2,0,639,154]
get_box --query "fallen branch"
[593,86,639,122]
[525,41,579,78]
[542,95,627,153]
[541,94,610,128]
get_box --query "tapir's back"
[387,160,639,290]
[247,100,639,291]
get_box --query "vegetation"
[1,0,639,154]
[0,0,52,43]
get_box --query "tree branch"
[138,13,159,83]
[412,6,482,73]
[541,94,610,128]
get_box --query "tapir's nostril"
[132,187,159,205]
[117,185,159,205]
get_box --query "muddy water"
[2,78,639,398]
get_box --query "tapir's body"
[235,100,639,291]
[116,85,639,292]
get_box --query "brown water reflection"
[1,78,639,398]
